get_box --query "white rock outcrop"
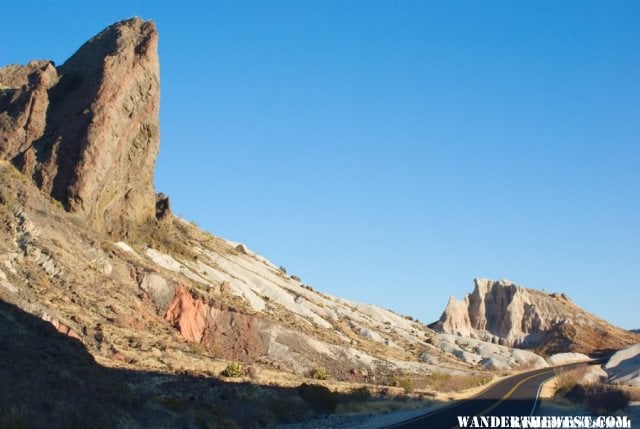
[433,279,560,347]
[434,333,548,370]
[431,278,640,355]
[546,352,591,366]
[605,343,640,387]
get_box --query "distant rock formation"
[0,18,161,237]
[431,278,640,355]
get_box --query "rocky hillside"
[1,17,612,427]
[431,278,639,355]
[0,18,160,237]
[0,18,552,384]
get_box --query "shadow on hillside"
[8,299,612,429]
[0,300,437,428]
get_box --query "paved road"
[385,361,598,429]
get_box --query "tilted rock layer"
[0,17,160,237]
[431,278,640,355]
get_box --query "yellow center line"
[449,369,556,429]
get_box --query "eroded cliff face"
[0,17,160,237]
[431,278,640,355]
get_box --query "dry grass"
[126,217,198,259]
[627,387,640,402]
[568,384,630,414]
[555,366,591,393]
[554,367,631,415]
[425,372,491,392]
[397,378,415,394]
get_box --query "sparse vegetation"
[561,383,630,414]
[311,367,330,380]
[555,369,631,415]
[397,378,415,394]
[426,372,491,392]
[221,362,244,378]
[127,217,199,259]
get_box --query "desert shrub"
[221,362,244,378]
[290,275,301,282]
[127,218,196,259]
[554,367,592,397]
[311,367,330,380]
[562,383,630,414]
[298,383,338,415]
[397,378,415,394]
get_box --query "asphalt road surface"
[385,361,597,429]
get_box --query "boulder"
[138,272,175,311]
[164,287,208,343]
[479,357,510,371]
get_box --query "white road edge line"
[384,362,584,429]
[530,373,557,417]
[383,370,526,428]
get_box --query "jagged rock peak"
[431,278,640,355]
[0,17,162,237]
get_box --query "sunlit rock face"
[0,18,160,237]
[431,278,640,355]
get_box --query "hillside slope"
[0,18,553,387]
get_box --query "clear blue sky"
[2,1,639,328]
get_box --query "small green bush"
[311,367,330,380]
[221,362,244,378]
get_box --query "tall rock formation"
[0,17,160,236]
[431,278,640,355]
